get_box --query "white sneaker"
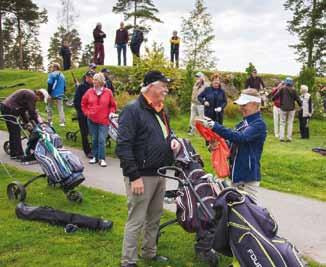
[59,123,65,127]
[89,157,97,164]
[99,159,107,167]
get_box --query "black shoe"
[280,139,285,142]
[286,139,292,142]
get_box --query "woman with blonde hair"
[81,73,117,167]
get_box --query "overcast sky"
[34,0,301,75]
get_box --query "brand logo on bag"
[247,249,262,267]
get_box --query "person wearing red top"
[270,81,282,138]
[81,73,116,167]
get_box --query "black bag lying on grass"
[16,202,113,231]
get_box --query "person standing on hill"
[245,69,265,91]
[115,22,129,66]
[170,30,180,68]
[130,28,144,59]
[93,22,106,65]
[198,73,227,125]
[47,62,66,127]
[59,40,71,70]
[298,85,313,139]
[272,77,301,142]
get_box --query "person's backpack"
[213,188,307,267]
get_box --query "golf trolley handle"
[157,166,187,185]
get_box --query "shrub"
[115,91,137,111]
[178,63,195,112]
[224,100,240,118]
[165,95,181,117]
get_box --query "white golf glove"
[202,116,215,129]
[214,107,222,112]
[204,101,210,107]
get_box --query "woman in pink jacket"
[81,73,116,167]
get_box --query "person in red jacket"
[81,73,116,167]
[270,81,283,138]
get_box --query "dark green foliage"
[245,62,256,76]
[297,66,316,92]
[284,0,326,76]
[79,42,94,67]
[112,0,162,33]
[179,63,195,112]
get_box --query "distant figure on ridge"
[170,30,180,68]
[93,22,106,65]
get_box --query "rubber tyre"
[66,190,83,203]
[7,181,26,201]
[3,141,10,155]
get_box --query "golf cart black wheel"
[3,141,10,155]
[72,134,77,142]
[66,190,83,203]
[66,132,73,140]
[7,181,26,201]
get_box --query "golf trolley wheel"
[66,132,77,142]
[3,141,10,155]
[7,181,26,201]
[66,190,83,203]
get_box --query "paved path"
[0,130,325,264]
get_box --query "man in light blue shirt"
[47,62,66,126]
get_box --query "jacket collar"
[243,111,261,123]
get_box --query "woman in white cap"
[187,71,209,135]
[201,88,267,199]
[298,85,313,139]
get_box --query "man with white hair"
[298,84,313,139]
[93,22,106,65]
[116,70,180,267]
[201,88,267,198]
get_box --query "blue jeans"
[88,120,108,160]
[117,44,127,66]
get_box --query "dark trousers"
[117,44,127,66]
[130,44,141,57]
[94,43,105,65]
[0,106,23,157]
[77,112,91,155]
[205,110,224,125]
[170,49,179,68]
[298,113,310,139]
[62,56,71,70]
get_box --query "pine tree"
[181,0,216,70]
[79,42,93,67]
[57,0,79,32]
[284,0,326,75]
[112,0,162,32]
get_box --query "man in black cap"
[116,70,180,267]
[101,68,115,95]
[73,71,94,158]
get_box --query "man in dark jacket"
[115,22,128,66]
[272,77,301,142]
[245,69,265,91]
[201,88,267,199]
[0,89,47,159]
[101,68,115,95]
[130,28,144,59]
[116,71,180,267]
[93,22,106,65]
[73,71,94,158]
[59,40,71,70]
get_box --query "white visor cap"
[234,93,261,105]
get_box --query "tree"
[181,0,216,70]
[79,42,93,67]
[47,26,81,67]
[284,0,326,76]
[57,0,79,32]
[245,62,256,76]
[112,0,162,32]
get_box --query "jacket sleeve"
[115,106,141,181]
[260,78,265,89]
[73,84,82,112]
[81,91,89,117]
[308,96,313,114]
[212,121,266,144]
[221,90,227,109]
[294,91,302,107]
[114,30,118,44]
[108,91,117,114]
[197,88,207,104]
[271,88,281,101]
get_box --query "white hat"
[195,72,204,78]
[234,93,261,105]
[37,89,50,104]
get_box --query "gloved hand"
[204,101,210,107]
[202,116,215,129]
[214,107,222,112]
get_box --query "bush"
[178,63,194,112]
[224,100,240,118]
[115,91,137,111]
[165,95,181,117]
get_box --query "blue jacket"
[47,71,66,98]
[198,86,227,119]
[212,112,267,183]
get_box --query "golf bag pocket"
[231,231,288,267]
[59,150,84,173]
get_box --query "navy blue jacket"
[212,112,267,183]
[198,86,227,119]
[73,82,91,114]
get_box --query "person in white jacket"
[298,85,313,139]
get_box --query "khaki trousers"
[121,176,166,265]
[47,98,65,124]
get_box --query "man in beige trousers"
[116,71,180,267]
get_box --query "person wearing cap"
[0,89,46,159]
[81,73,117,167]
[198,73,227,125]
[298,85,313,139]
[101,68,115,95]
[115,22,129,66]
[73,71,94,158]
[245,69,265,91]
[272,77,301,142]
[47,62,66,127]
[187,71,208,135]
[201,88,267,198]
[116,70,180,267]
[93,22,106,65]
[170,30,180,68]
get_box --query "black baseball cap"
[101,68,110,73]
[85,71,95,77]
[143,70,172,86]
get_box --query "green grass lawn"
[0,165,232,267]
